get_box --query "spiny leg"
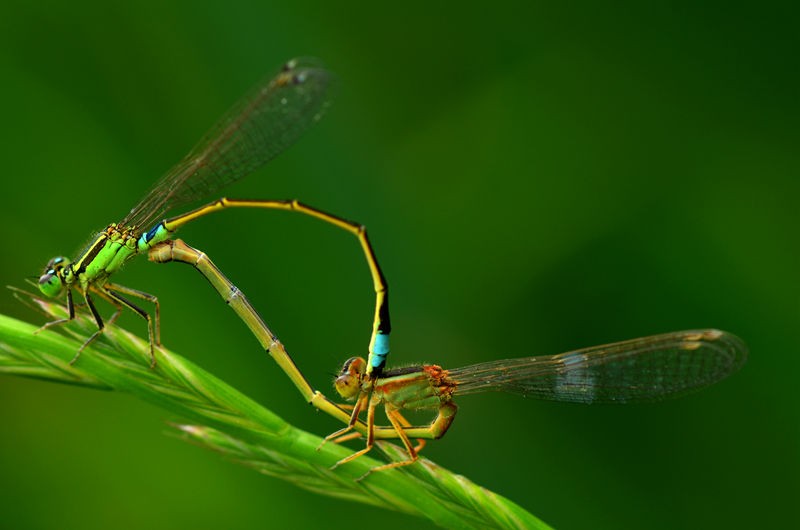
[34,288,76,334]
[102,286,158,367]
[105,282,161,346]
[358,407,420,480]
[331,398,378,470]
[33,285,122,365]
[65,288,122,364]
[322,394,362,443]
[325,431,363,444]
[88,286,125,328]
[320,392,368,449]
[389,409,427,453]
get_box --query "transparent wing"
[447,329,747,404]
[121,58,334,231]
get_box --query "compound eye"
[341,356,367,377]
[38,255,69,298]
[334,373,360,400]
[334,357,367,400]
[38,270,64,297]
[46,256,64,268]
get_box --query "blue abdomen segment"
[137,223,170,250]
[370,332,391,370]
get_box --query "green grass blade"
[0,296,550,530]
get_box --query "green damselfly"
[150,239,747,477]
[35,58,391,377]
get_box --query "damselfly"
[327,329,747,475]
[35,58,391,375]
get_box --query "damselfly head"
[334,356,367,400]
[38,256,69,297]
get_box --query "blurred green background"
[1,1,797,529]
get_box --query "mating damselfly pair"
[32,58,747,476]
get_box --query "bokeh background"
[0,2,797,529]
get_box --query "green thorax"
[64,224,136,288]
[373,365,456,411]
[62,221,173,290]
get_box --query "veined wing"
[448,329,747,404]
[121,58,334,232]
